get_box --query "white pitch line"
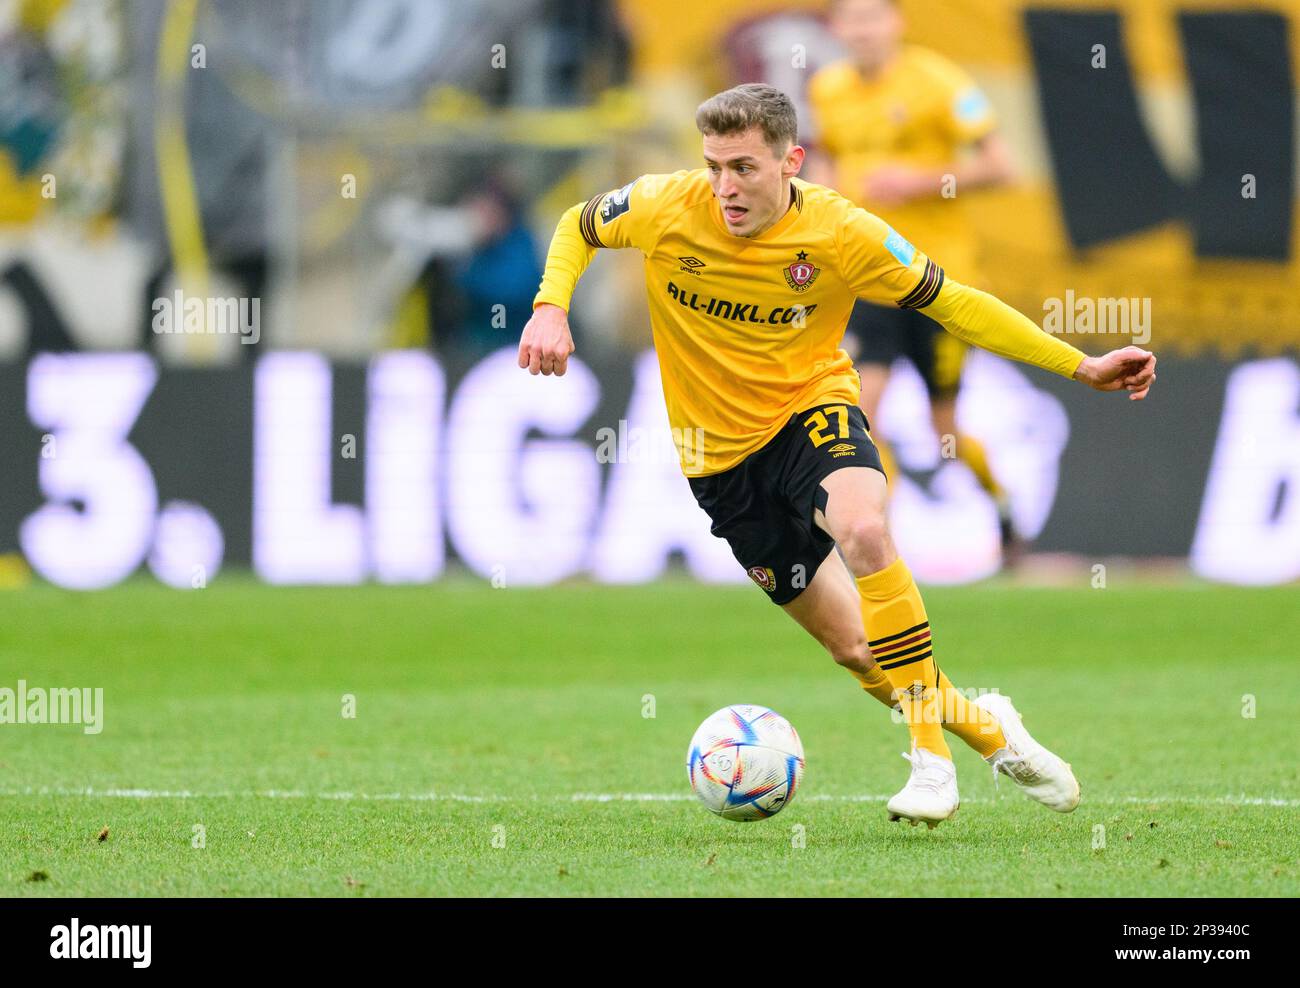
[0,786,503,803]
[0,787,1296,808]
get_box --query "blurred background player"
[804,0,1022,557]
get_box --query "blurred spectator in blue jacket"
[451,184,543,353]
[375,178,544,355]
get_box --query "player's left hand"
[1073,346,1157,401]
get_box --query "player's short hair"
[695,84,798,156]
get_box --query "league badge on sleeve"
[600,179,638,224]
[784,250,820,292]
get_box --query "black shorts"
[843,300,967,400]
[688,403,884,606]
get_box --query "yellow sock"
[955,432,1005,501]
[855,558,949,759]
[936,669,1006,758]
[849,663,899,710]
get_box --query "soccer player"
[805,0,1021,552]
[518,84,1155,827]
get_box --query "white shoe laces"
[900,749,950,795]
[989,749,1043,787]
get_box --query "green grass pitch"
[1,577,1297,897]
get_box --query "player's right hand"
[518,303,575,376]
[1074,346,1157,401]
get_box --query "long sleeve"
[833,198,1085,379]
[532,173,689,311]
[925,277,1085,380]
[532,201,597,312]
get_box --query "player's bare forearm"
[518,302,575,377]
[945,133,1018,193]
[865,134,1016,204]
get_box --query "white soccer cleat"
[886,742,959,829]
[973,692,1080,813]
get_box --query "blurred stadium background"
[1,0,1298,593]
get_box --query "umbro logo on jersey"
[784,250,820,292]
[828,443,857,458]
[678,256,706,276]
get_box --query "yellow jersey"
[808,46,997,282]
[533,170,1084,476]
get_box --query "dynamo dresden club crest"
[784,250,820,292]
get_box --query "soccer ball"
[686,704,805,821]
